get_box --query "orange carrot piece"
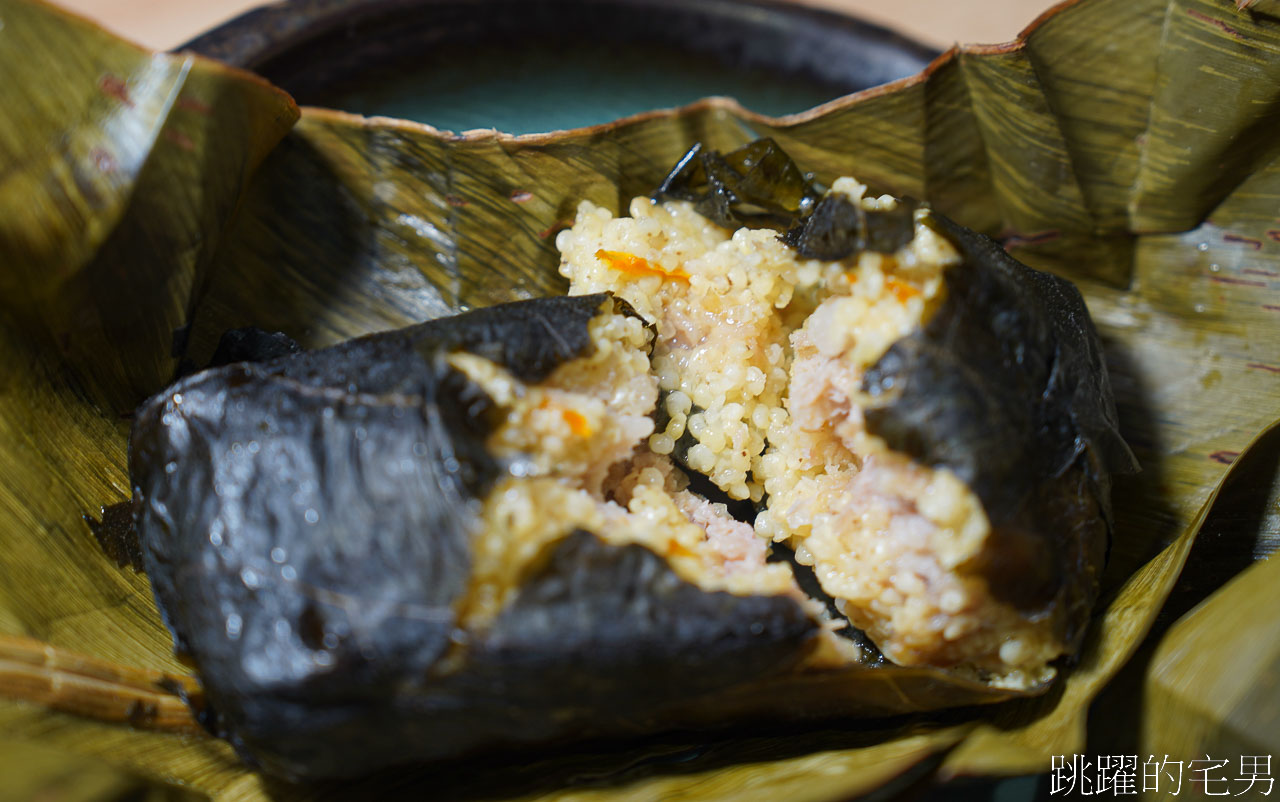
[666,540,696,558]
[561,408,593,437]
[538,398,593,437]
[886,277,921,302]
[595,249,689,282]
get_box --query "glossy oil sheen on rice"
[130,142,1134,780]
[557,142,1135,688]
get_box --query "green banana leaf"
[1142,486,1280,769]
[1239,0,1280,16]
[0,0,298,412]
[2,0,1279,797]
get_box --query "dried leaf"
[2,0,1279,798]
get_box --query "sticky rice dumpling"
[129,141,1135,779]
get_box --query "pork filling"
[556,180,1070,688]
[451,309,802,632]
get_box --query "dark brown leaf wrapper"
[127,234,1128,776]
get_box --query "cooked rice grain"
[558,187,1067,687]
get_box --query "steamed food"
[134,294,816,779]
[559,140,1133,683]
[129,140,1134,779]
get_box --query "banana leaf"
[1239,0,1280,15]
[0,0,298,412]
[1143,487,1280,767]
[2,0,1280,798]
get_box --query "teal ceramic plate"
[181,0,939,133]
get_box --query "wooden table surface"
[55,0,1054,52]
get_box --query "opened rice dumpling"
[561,139,1137,683]
[128,140,1135,780]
